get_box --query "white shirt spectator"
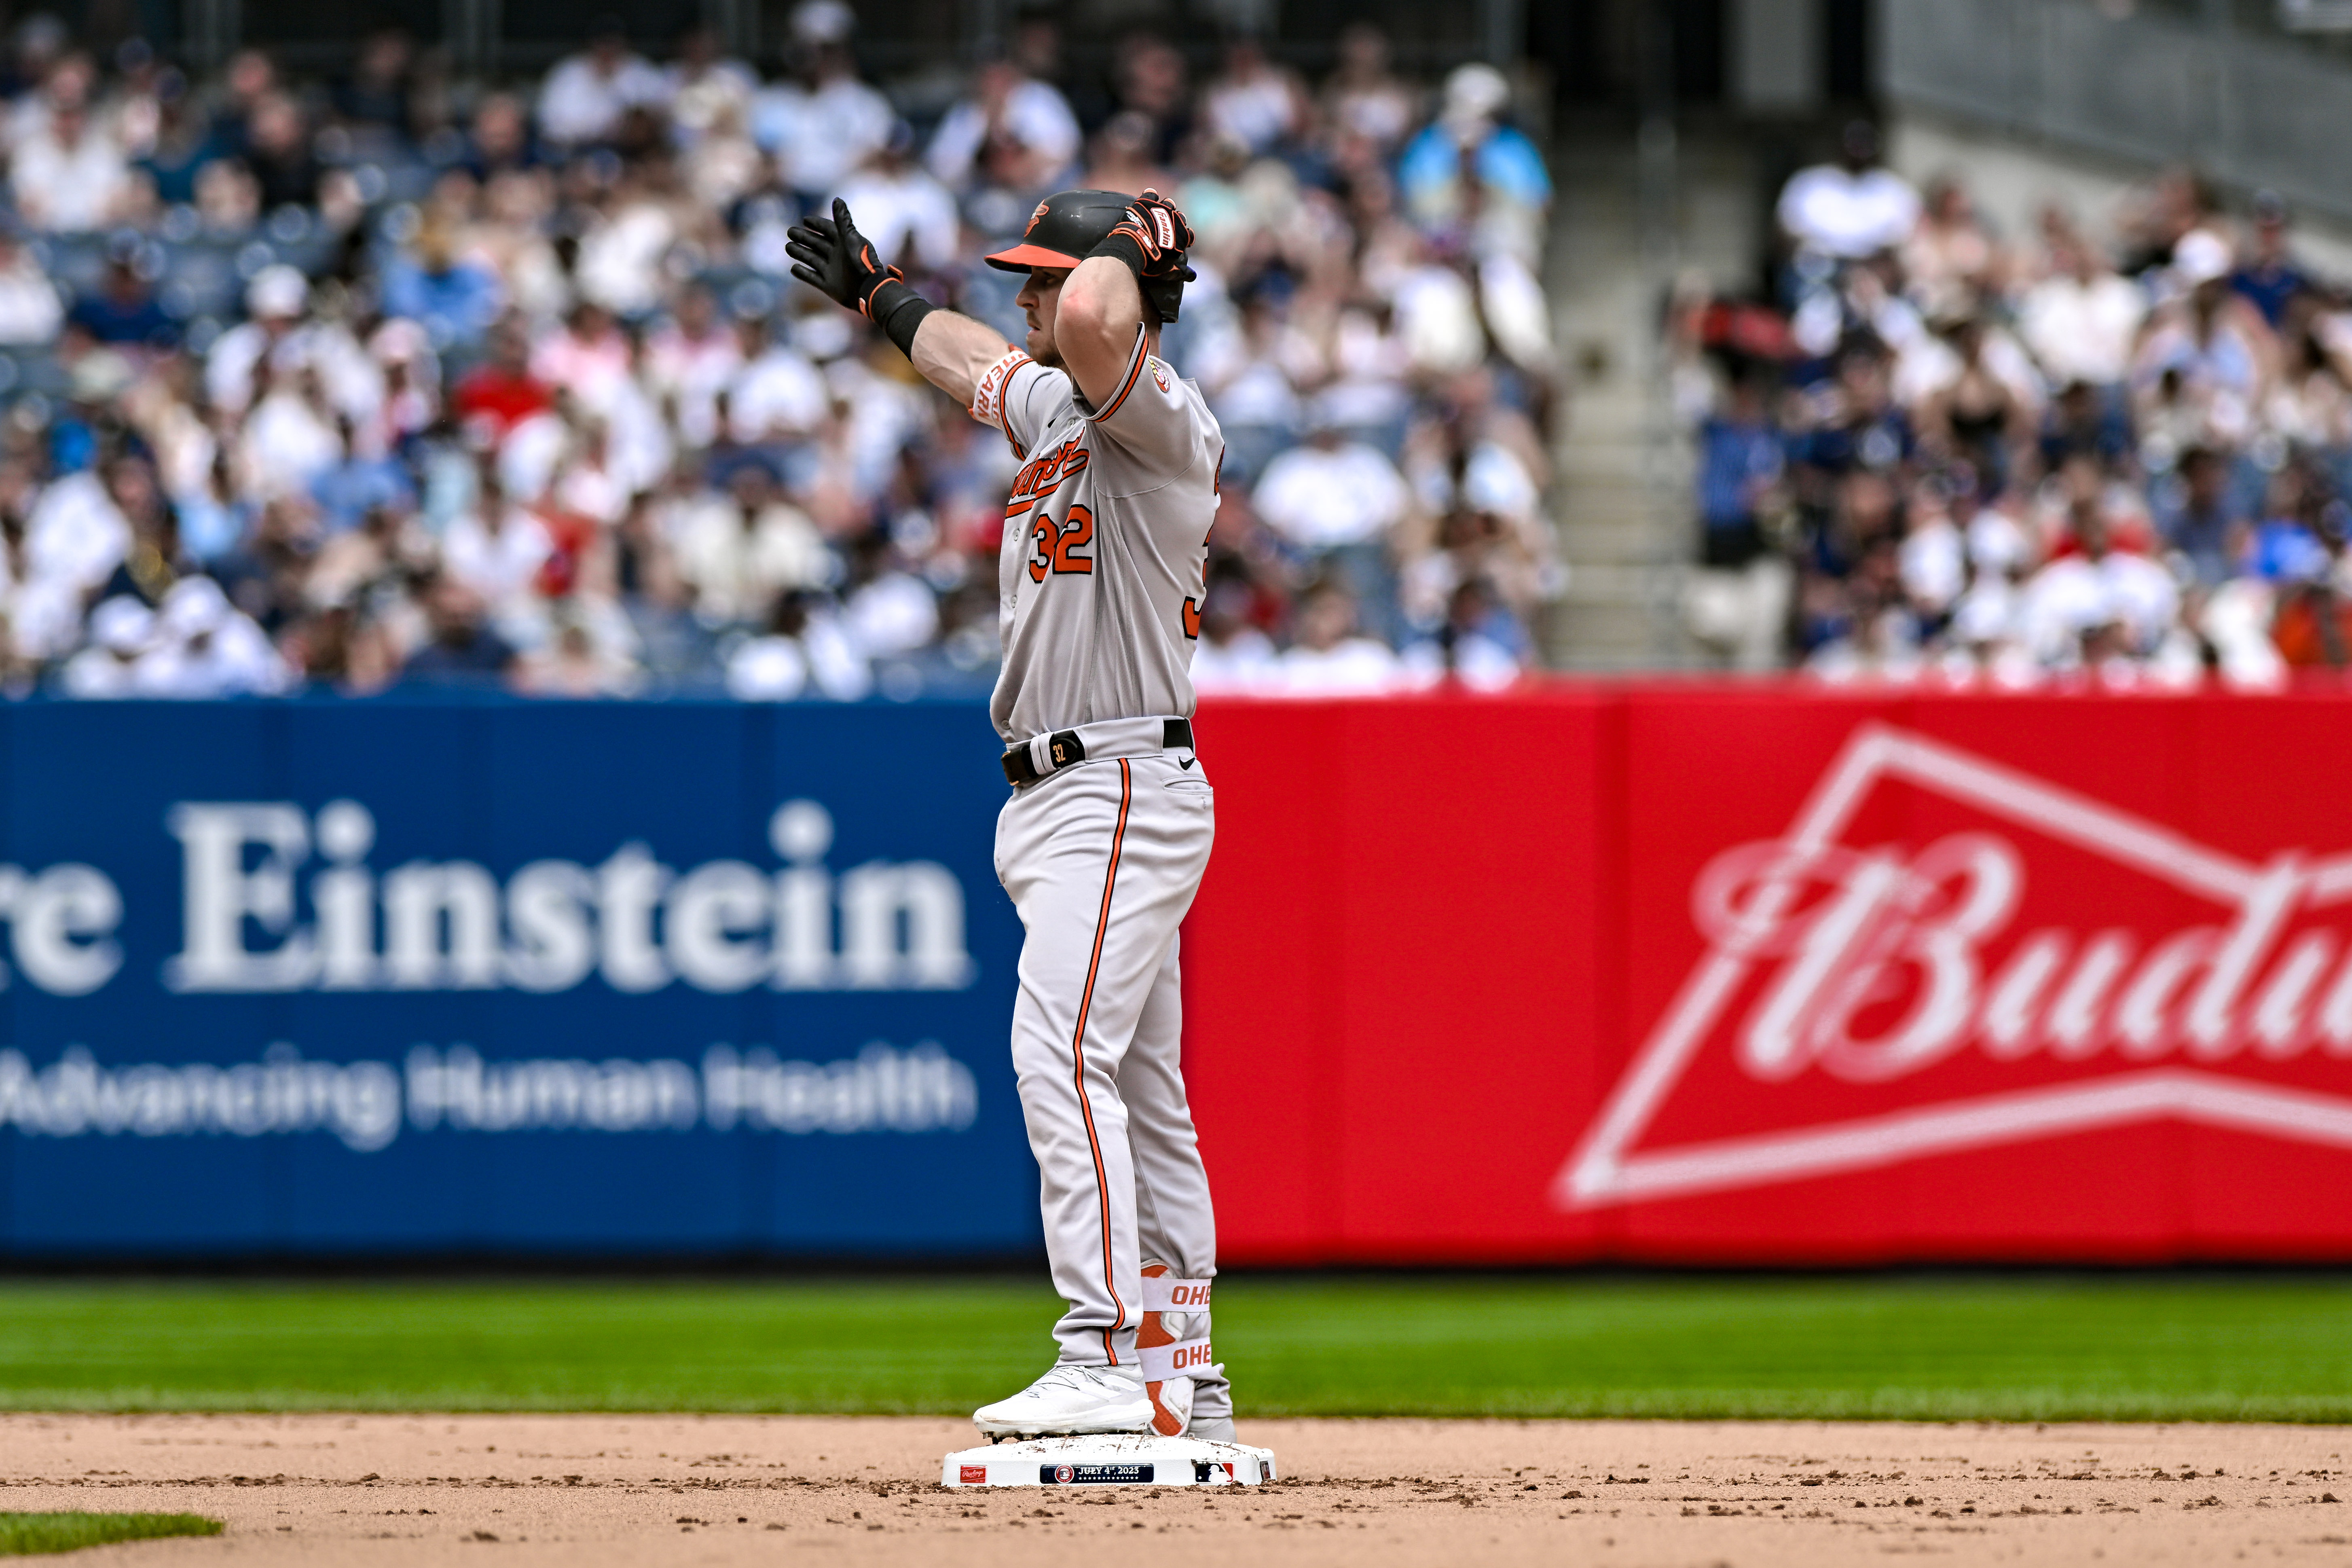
[572,200,677,317]
[61,597,154,698]
[845,568,939,657]
[1777,162,1921,260]
[206,318,384,423]
[1203,61,1305,154]
[2019,268,2148,389]
[1276,636,1403,694]
[1899,511,1966,613]
[833,161,961,273]
[925,76,1081,190]
[754,74,895,195]
[9,114,131,232]
[1410,439,1540,526]
[2020,549,2179,664]
[1253,438,1411,549]
[237,386,343,500]
[1389,263,1486,377]
[643,321,745,452]
[1188,624,1278,693]
[536,48,669,147]
[673,493,831,623]
[1400,632,1521,691]
[133,576,290,697]
[442,504,554,616]
[0,241,61,343]
[725,609,872,700]
[1967,506,2035,576]
[666,54,757,144]
[1315,307,1412,431]
[729,343,829,441]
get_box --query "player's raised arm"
[784,199,1010,408]
[1051,191,1194,411]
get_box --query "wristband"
[868,279,935,358]
[1086,230,1151,288]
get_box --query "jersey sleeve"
[969,348,1066,460]
[1081,325,1206,489]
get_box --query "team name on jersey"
[1003,436,1091,518]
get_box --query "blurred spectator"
[68,243,174,350]
[755,1,893,204]
[2231,190,2311,330]
[0,19,1572,701]
[1275,580,1403,694]
[402,576,518,685]
[926,53,1081,197]
[0,229,62,344]
[2018,217,2145,394]
[2153,444,2246,587]
[1396,63,1549,263]
[12,99,134,230]
[1677,135,2352,686]
[239,91,317,209]
[537,18,667,150]
[1322,22,1419,156]
[1687,367,1792,671]
[380,209,505,353]
[1253,417,1411,633]
[1201,37,1310,159]
[664,25,755,151]
[1776,121,1920,265]
[836,121,958,275]
[1188,578,1277,693]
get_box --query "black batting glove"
[786,198,903,318]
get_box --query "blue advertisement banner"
[0,698,1036,1258]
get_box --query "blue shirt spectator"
[379,221,505,354]
[1696,380,1785,567]
[68,258,178,350]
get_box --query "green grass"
[0,1514,220,1555]
[0,1276,2348,1423]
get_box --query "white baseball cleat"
[973,1363,1153,1441]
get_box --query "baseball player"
[787,189,1231,1443]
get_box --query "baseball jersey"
[969,325,1223,744]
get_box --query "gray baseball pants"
[993,742,1229,1426]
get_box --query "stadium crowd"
[0,6,1561,699]
[1681,121,2352,687]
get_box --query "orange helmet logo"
[1026,201,1051,234]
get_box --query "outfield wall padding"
[1186,688,2352,1265]
[4,689,2350,1262]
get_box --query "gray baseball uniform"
[971,325,1229,1428]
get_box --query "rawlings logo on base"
[1559,723,2352,1208]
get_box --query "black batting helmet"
[984,189,1193,323]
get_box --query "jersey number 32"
[1027,505,1095,582]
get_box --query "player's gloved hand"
[786,199,903,319]
[1092,188,1196,286]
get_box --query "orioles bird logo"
[1027,201,1051,233]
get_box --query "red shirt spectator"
[450,320,552,441]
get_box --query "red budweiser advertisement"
[1182,687,2352,1264]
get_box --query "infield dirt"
[3,1412,2349,1565]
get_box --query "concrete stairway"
[1542,130,1762,670]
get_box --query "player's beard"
[1030,341,1065,371]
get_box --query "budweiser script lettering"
[1560,724,2352,1208]
[1696,834,2348,1081]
